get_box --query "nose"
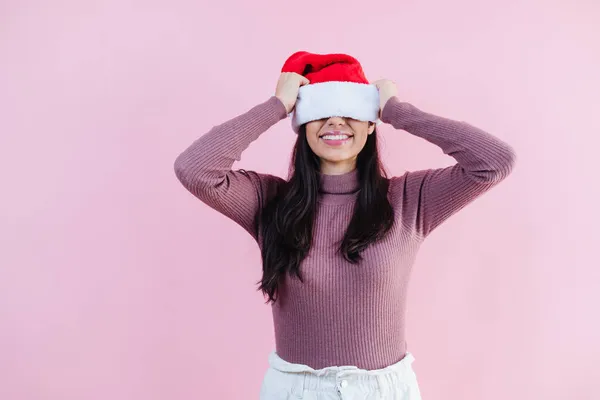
[326,116,347,127]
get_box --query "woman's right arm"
[174,95,288,239]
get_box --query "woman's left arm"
[381,95,516,237]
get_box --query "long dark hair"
[257,125,394,303]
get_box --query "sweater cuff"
[380,96,414,129]
[268,95,290,121]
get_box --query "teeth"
[322,135,350,140]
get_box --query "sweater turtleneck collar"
[318,169,360,204]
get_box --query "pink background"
[1,1,598,399]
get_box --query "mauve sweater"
[174,95,516,370]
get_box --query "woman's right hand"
[275,72,310,113]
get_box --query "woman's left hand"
[372,79,398,117]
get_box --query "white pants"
[259,351,423,399]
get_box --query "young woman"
[174,51,515,399]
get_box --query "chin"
[319,152,356,163]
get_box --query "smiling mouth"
[319,131,354,140]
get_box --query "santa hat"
[281,51,381,132]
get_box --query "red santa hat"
[281,51,381,132]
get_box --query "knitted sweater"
[174,95,515,370]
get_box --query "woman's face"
[304,116,375,174]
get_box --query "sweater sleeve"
[383,96,516,238]
[173,96,288,240]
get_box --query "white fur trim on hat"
[290,81,381,132]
